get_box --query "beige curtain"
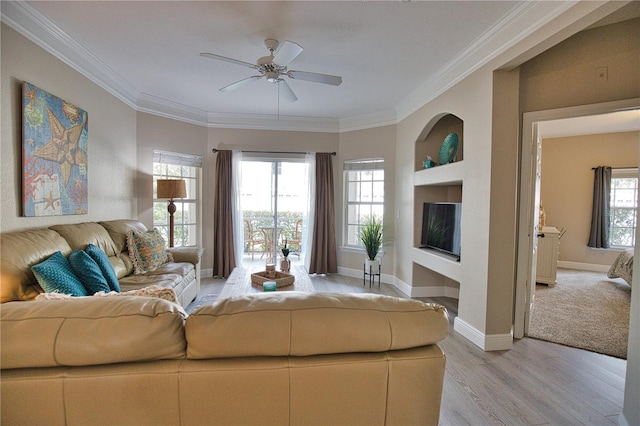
[213,150,236,277]
[308,153,338,274]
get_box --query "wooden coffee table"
[218,265,315,298]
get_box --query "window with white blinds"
[343,159,385,247]
[610,168,638,247]
[153,150,202,247]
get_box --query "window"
[153,150,202,247]
[344,159,384,247]
[610,168,638,247]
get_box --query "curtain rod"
[212,148,336,156]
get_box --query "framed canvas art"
[22,82,88,216]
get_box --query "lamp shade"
[157,179,186,199]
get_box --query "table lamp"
[156,179,186,247]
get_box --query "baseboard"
[618,413,632,426]
[453,317,513,351]
[393,277,412,297]
[201,268,213,278]
[336,267,460,299]
[557,261,609,273]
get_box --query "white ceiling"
[2,1,638,131]
[539,110,640,139]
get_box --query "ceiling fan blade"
[220,75,262,92]
[200,52,258,69]
[273,40,303,67]
[278,79,298,103]
[288,70,342,86]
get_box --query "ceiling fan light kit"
[200,39,342,102]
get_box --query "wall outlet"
[596,66,608,81]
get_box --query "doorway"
[239,158,310,267]
[514,99,640,338]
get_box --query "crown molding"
[339,109,398,133]
[1,1,140,110]
[206,112,340,133]
[2,0,607,133]
[140,92,342,132]
[1,1,342,132]
[394,0,579,121]
[136,92,210,126]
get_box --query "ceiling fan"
[200,39,342,102]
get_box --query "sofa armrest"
[1,297,187,369]
[166,247,204,265]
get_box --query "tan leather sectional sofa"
[1,291,449,425]
[0,219,201,306]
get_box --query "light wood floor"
[197,272,626,425]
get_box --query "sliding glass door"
[239,158,309,266]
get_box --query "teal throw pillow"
[68,250,111,295]
[31,251,88,297]
[85,243,121,292]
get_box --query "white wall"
[1,24,137,232]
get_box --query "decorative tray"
[250,271,295,287]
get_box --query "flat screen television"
[420,202,462,259]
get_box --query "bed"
[607,249,634,286]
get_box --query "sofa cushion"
[127,229,173,274]
[119,267,195,296]
[1,296,187,369]
[49,222,118,256]
[68,250,111,295]
[31,252,88,297]
[99,219,147,254]
[0,229,72,303]
[185,292,449,359]
[85,243,121,292]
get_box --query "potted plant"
[359,216,385,270]
[280,241,291,273]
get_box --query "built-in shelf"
[412,113,465,290]
[414,160,464,186]
[412,247,462,282]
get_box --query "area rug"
[528,269,631,359]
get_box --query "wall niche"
[414,114,464,172]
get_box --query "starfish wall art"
[22,82,88,216]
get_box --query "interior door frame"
[514,98,640,339]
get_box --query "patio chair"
[244,219,265,260]
[285,219,302,257]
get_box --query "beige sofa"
[0,219,201,307]
[1,291,449,425]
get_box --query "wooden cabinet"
[536,226,560,286]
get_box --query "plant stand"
[363,262,381,288]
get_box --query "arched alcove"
[414,114,464,172]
